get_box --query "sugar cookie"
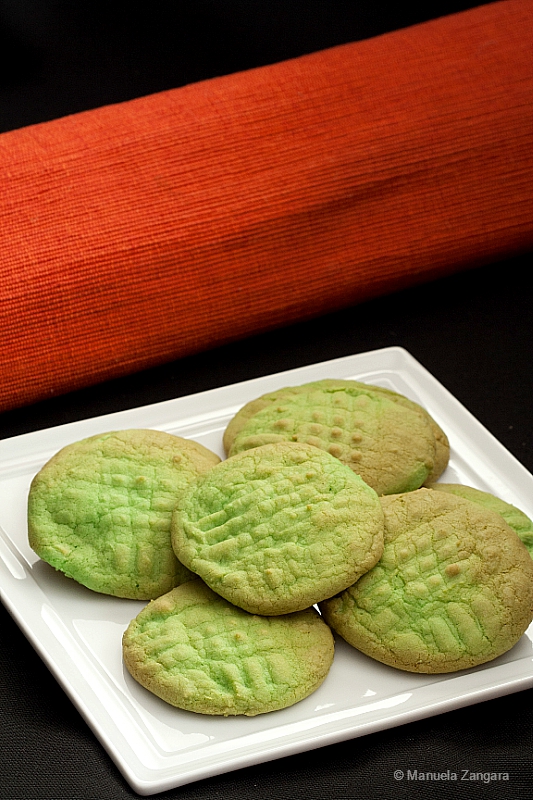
[28,429,220,599]
[171,441,384,615]
[223,379,448,495]
[320,488,533,673]
[122,580,335,716]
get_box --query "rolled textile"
[1,0,532,413]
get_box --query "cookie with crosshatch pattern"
[223,379,449,496]
[122,579,335,716]
[28,429,220,599]
[171,441,384,615]
[320,488,533,673]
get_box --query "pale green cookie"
[429,483,533,558]
[122,579,335,716]
[28,429,220,599]
[223,379,449,496]
[320,488,533,673]
[171,441,384,615]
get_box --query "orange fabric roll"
[1,0,532,413]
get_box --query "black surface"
[1,0,495,133]
[1,3,531,799]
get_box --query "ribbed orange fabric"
[1,0,532,413]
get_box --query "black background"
[1,1,497,133]
[1,2,532,798]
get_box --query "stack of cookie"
[27,380,533,716]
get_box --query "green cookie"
[28,429,220,599]
[429,483,533,558]
[122,579,335,716]
[223,379,449,496]
[171,441,384,615]
[320,488,533,673]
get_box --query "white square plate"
[1,347,532,795]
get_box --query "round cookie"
[223,379,448,496]
[122,579,335,716]
[171,441,384,615]
[429,483,533,558]
[28,429,220,599]
[320,488,533,673]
